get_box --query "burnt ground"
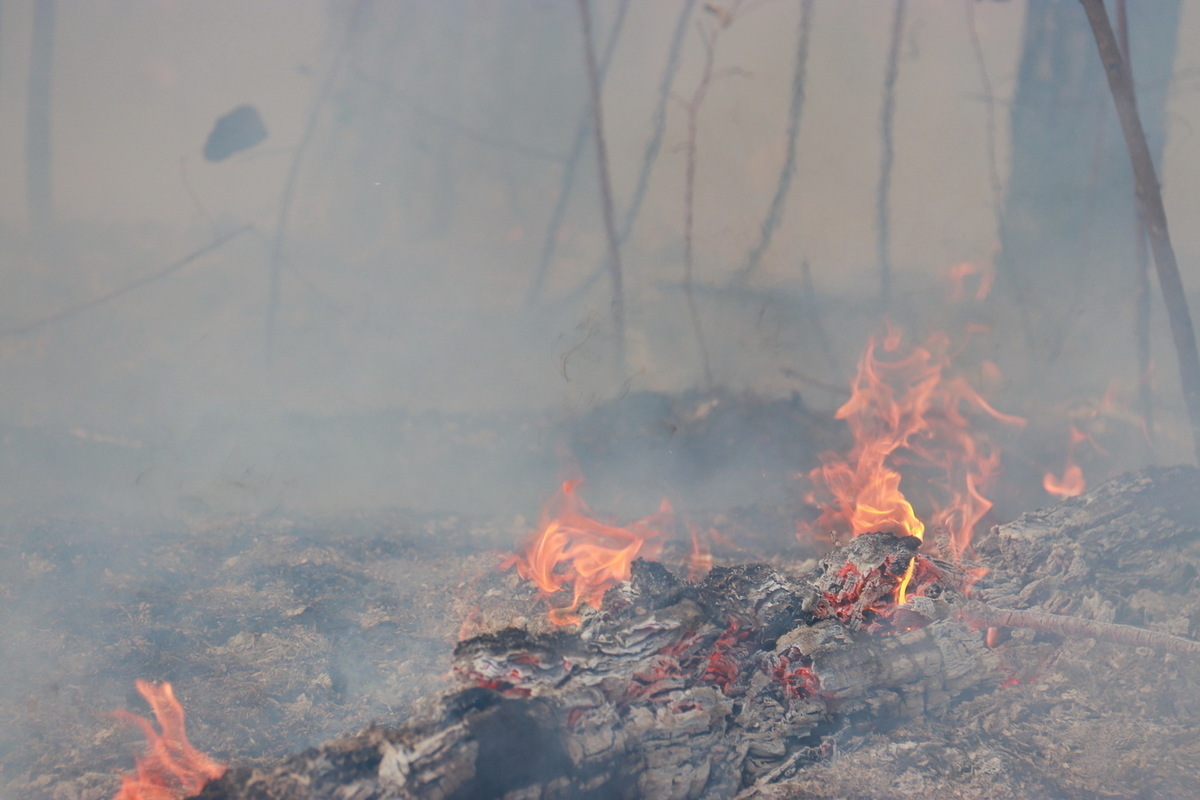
[1,396,1199,799]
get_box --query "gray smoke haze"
[5,3,1200,797]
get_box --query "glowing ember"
[1044,425,1088,499]
[808,326,1024,573]
[507,480,673,625]
[112,680,225,800]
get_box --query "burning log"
[193,533,1000,799]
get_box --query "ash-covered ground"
[3,398,1199,800]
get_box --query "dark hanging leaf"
[203,105,268,162]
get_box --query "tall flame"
[508,480,673,625]
[809,327,1023,563]
[112,680,225,800]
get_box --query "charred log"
[195,534,999,799]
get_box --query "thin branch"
[0,224,254,338]
[734,0,815,286]
[525,0,632,308]
[682,8,741,391]
[1079,0,1200,464]
[265,0,366,358]
[964,0,1005,247]
[577,0,627,377]
[962,601,1200,659]
[546,0,685,307]
[618,0,697,248]
[874,0,906,309]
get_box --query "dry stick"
[265,0,364,359]
[577,0,626,378]
[875,0,906,310]
[961,601,1200,659]
[525,0,631,308]
[0,224,255,338]
[550,0,697,308]
[1115,0,1156,450]
[734,0,815,286]
[1079,0,1200,465]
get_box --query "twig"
[961,600,1200,658]
[1115,0,1155,450]
[265,0,365,358]
[525,0,632,308]
[550,0,697,308]
[577,0,627,377]
[618,0,697,248]
[734,0,815,286]
[875,0,905,309]
[1079,0,1200,464]
[0,224,255,338]
[682,6,744,391]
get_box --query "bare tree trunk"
[1079,0,1200,465]
[995,0,1180,374]
[26,0,55,254]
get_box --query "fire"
[507,480,673,625]
[808,326,1024,572]
[112,680,225,800]
[1044,425,1088,499]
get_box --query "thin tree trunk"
[525,0,631,308]
[1079,0,1200,465]
[734,0,815,285]
[875,0,905,310]
[1114,0,1155,452]
[26,0,55,253]
[577,0,626,378]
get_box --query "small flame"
[1043,426,1088,499]
[809,327,1023,589]
[947,261,993,302]
[112,680,225,800]
[507,480,672,625]
[687,525,714,582]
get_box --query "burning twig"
[1080,0,1200,465]
[576,0,628,379]
[962,601,1200,659]
[875,0,906,309]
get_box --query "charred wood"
[195,535,998,799]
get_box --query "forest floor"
[2,397,1198,800]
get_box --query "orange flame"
[1043,426,1088,499]
[508,480,673,625]
[809,327,1024,568]
[947,261,993,302]
[112,680,225,800]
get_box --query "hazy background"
[0,0,1197,520]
